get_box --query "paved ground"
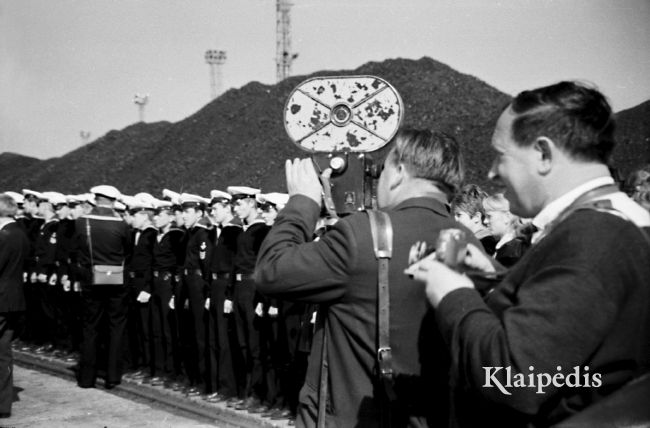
[4,350,292,428]
[3,365,222,428]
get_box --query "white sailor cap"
[162,189,181,203]
[126,192,156,212]
[134,192,156,204]
[22,189,46,201]
[82,193,96,206]
[227,186,260,202]
[114,201,127,212]
[257,192,289,209]
[180,193,210,209]
[129,199,156,213]
[210,190,232,205]
[119,195,138,209]
[42,191,68,206]
[4,191,24,205]
[153,199,173,212]
[90,185,121,200]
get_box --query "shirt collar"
[0,219,15,230]
[531,176,614,244]
[494,231,516,250]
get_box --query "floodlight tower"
[205,49,227,99]
[133,93,149,122]
[80,130,91,145]
[276,0,298,82]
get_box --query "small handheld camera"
[409,229,469,269]
[284,76,404,216]
[434,229,468,268]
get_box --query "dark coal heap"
[1,57,648,196]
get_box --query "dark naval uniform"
[233,219,270,403]
[33,217,60,348]
[0,220,30,415]
[256,194,479,427]
[126,225,157,372]
[208,220,242,398]
[75,206,132,388]
[18,214,43,344]
[151,223,185,379]
[55,217,80,353]
[181,218,213,392]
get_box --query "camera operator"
[406,81,650,427]
[255,129,477,427]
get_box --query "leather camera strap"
[367,209,396,427]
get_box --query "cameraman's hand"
[285,158,323,207]
[404,257,474,307]
[408,241,429,265]
[463,243,496,273]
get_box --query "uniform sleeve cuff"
[436,287,486,344]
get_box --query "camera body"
[284,75,403,215]
[434,229,468,268]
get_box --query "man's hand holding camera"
[404,241,496,307]
[285,158,324,207]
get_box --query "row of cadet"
[4,185,315,423]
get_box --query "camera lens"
[331,104,352,126]
[329,156,346,171]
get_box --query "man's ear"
[389,163,406,190]
[533,137,554,175]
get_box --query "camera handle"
[319,169,339,220]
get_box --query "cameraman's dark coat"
[256,194,477,428]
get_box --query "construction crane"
[276,0,298,82]
[133,93,149,122]
[205,49,227,99]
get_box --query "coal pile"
[1,56,648,195]
[612,100,650,176]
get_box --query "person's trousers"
[0,313,19,414]
[182,271,212,391]
[151,272,175,376]
[233,278,263,399]
[209,276,237,397]
[78,284,129,386]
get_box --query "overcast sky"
[1,0,649,159]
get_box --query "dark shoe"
[226,397,244,408]
[125,369,147,380]
[165,380,184,391]
[249,404,269,414]
[270,408,294,420]
[203,392,227,403]
[262,406,281,417]
[235,397,260,411]
[149,376,165,386]
[185,386,202,397]
[105,381,120,390]
[0,412,10,418]
[77,382,95,389]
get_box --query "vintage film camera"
[409,229,469,269]
[283,76,404,216]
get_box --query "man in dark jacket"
[0,194,30,418]
[256,129,470,427]
[75,185,132,390]
[408,81,650,427]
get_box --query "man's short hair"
[451,184,488,218]
[387,128,464,195]
[0,194,18,217]
[510,81,615,163]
